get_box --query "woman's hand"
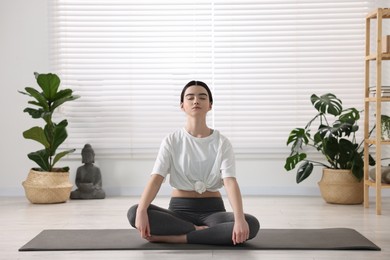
[135,174,164,239]
[232,217,250,245]
[223,177,250,245]
[135,208,151,239]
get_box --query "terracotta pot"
[22,169,73,204]
[318,168,363,205]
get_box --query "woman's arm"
[223,177,250,245]
[135,174,164,238]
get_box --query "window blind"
[50,0,370,158]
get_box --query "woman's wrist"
[233,212,246,222]
[137,205,148,213]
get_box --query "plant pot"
[22,169,73,204]
[318,168,363,205]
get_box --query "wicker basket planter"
[318,168,363,205]
[22,169,73,204]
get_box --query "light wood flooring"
[1,195,390,260]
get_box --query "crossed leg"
[128,204,200,243]
[127,204,260,245]
[186,212,260,245]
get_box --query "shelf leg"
[376,181,382,215]
[364,183,369,208]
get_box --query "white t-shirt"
[152,128,236,193]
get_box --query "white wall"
[1,0,388,198]
[0,0,51,195]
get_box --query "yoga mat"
[19,228,381,251]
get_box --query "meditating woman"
[127,80,260,245]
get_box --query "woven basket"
[22,169,73,204]
[318,168,363,205]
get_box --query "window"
[50,0,369,158]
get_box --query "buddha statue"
[70,144,106,199]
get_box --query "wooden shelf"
[365,139,390,145]
[365,53,390,60]
[364,8,390,215]
[365,180,390,189]
[365,97,390,102]
[366,8,390,19]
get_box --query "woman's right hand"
[135,208,151,239]
[134,174,164,239]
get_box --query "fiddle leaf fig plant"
[285,93,375,183]
[19,72,80,172]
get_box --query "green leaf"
[339,108,360,123]
[52,93,80,111]
[316,118,357,141]
[27,149,50,171]
[53,89,73,101]
[284,153,307,171]
[311,93,342,116]
[52,149,75,167]
[315,124,331,144]
[23,87,49,110]
[23,108,44,119]
[286,128,310,156]
[287,128,309,145]
[23,127,50,148]
[351,155,364,181]
[37,73,60,101]
[28,101,43,107]
[45,120,68,156]
[369,154,376,166]
[296,161,314,183]
[322,136,339,163]
[18,90,30,96]
[61,166,70,172]
[337,139,356,168]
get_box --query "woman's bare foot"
[146,234,187,244]
[195,225,208,231]
[144,225,208,244]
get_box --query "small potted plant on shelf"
[19,72,80,204]
[381,114,390,140]
[370,113,390,183]
[284,93,375,204]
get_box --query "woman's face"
[181,85,212,116]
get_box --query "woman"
[127,80,260,245]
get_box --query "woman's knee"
[127,204,138,227]
[245,214,260,239]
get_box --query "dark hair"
[180,80,213,104]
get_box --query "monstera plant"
[19,72,80,204]
[284,93,375,184]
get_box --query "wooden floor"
[1,195,390,260]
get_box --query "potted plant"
[284,93,375,204]
[381,114,390,140]
[19,72,80,204]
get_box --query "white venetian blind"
[50,0,369,158]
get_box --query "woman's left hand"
[232,218,250,245]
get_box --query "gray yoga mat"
[19,228,381,251]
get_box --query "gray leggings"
[127,197,260,245]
